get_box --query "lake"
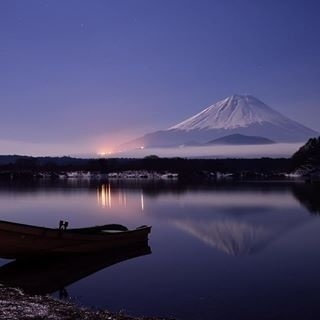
[0,179,320,320]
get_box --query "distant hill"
[206,134,275,145]
[292,137,320,168]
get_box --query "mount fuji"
[124,95,318,149]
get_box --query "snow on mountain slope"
[170,95,311,131]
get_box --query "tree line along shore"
[0,156,295,180]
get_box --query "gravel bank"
[0,286,172,320]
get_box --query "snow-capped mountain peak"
[170,94,293,131]
[122,94,318,149]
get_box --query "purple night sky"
[0,0,319,155]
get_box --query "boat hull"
[0,220,151,259]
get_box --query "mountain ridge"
[206,134,275,145]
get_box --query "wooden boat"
[0,220,151,259]
[0,244,151,295]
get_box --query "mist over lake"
[114,143,304,159]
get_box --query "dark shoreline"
[0,286,172,320]
[0,155,293,172]
[0,155,294,182]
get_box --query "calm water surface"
[0,180,320,320]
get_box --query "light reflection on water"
[97,184,144,212]
[0,180,320,319]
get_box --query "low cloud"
[113,143,304,159]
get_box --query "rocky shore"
[0,286,171,320]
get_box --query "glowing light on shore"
[97,149,113,157]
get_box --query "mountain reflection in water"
[172,214,308,256]
[291,183,320,215]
